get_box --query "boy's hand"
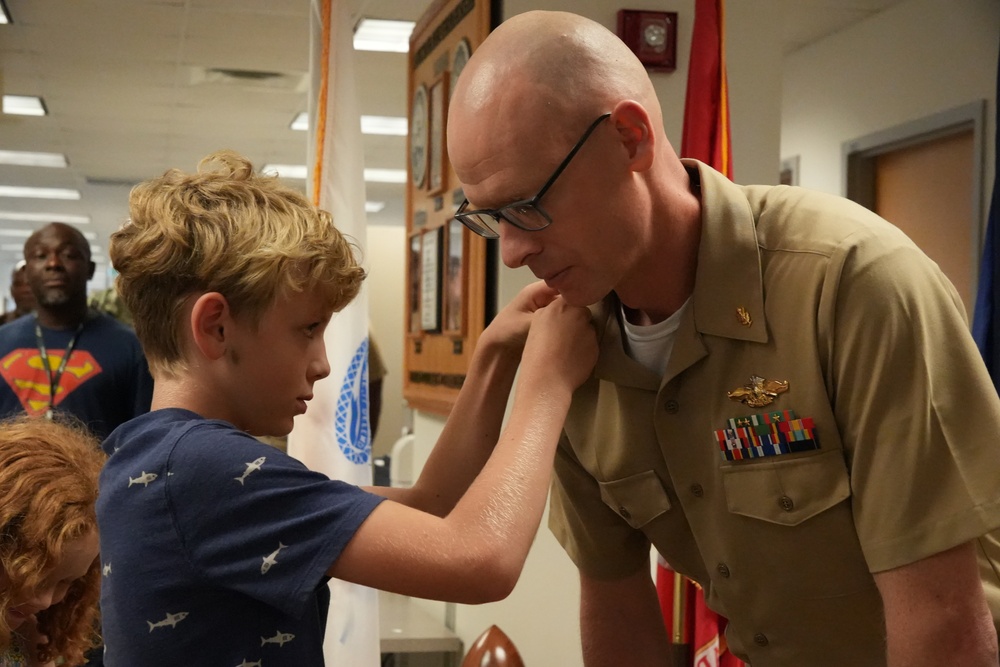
[521,296,598,393]
[481,281,562,351]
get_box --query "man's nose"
[499,224,542,270]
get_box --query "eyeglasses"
[454,113,611,239]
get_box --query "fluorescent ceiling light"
[353,18,414,53]
[0,229,31,238]
[1,244,26,252]
[0,186,80,200]
[261,164,308,180]
[364,168,406,184]
[365,201,386,213]
[362,116,407,136]
[0,211,91,224]
[291,113,407,136]
[0,150,68,168]
[2,95,46,116]
[261,166,406,184]
[0,0,10,24]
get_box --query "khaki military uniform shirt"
[548,161,1000,666]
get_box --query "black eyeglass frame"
[454,113,612,239]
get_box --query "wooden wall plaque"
[403,0,501,415]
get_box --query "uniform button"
[778,495,795,511]
[690,483,704,497]
[618,506,631,520]
[753,633,769,646]
[664,399,679,414]
[716,563,730,578]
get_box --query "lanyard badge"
[34,317,85,419]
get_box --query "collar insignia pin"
[736,307,752,327]
[727,375,789,408]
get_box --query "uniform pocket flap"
[722,449,850,526]
[598,470,672,529]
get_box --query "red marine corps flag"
[679,0,732,178]
[656,1,743,666]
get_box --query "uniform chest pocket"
[722,448,850,526]
[598,470,672,529]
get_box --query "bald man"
[448,11,1000,667]
[0,223,153,440]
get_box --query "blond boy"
[96,150,597,666]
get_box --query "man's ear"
[610,100,655,172]
[189,292,231,362]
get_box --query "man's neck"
[618,162,704,326]
[36,302,89,330]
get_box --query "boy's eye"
[305,323,322,337]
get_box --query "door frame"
[842,100,986,304]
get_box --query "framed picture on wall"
[780,155,800,186]
[410,84,429,189]
[428,76,448,195]
[420,227,443,332]
[443,217,466,335]
[408,233,422,334]
[450,38,471,101]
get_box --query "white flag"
[288,0,379,665]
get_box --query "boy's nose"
[311,354,331,382]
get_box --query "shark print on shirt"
[261,631,295,647]
[261,542,287,574]
[147,611,189,633]
[235,457,266,485]
[128,471,158,488]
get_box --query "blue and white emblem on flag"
[335,338,370,464]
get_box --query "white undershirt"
[620,299,690,377]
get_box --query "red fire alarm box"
[617,10,677,72]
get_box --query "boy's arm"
[367,281,559,516]
[330,289,597,603]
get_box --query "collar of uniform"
[585,161,765,390]
[684,159,769,344]
[588,296,662,391]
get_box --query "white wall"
[781,0,998,214]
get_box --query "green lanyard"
[34,317,85,419]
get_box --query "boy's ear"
[189,292,231,362]
[610,100,655,172]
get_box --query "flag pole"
[671,572,691,666]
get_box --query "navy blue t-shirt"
[0,312,152,438]
[97,409,385,666]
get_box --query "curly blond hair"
[112,150,366,377]
[0,415,104,665]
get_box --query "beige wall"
[365,224,408,459]
[781,0,998,212]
